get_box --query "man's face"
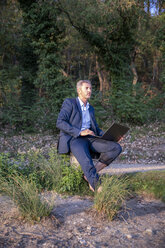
[78,82,92,101]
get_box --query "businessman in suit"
[56,80,122,192]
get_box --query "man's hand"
[80,129,95,136]
[118,136,123,142]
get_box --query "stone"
[70,153,97,169]
[87,226,91,231]
[126,234,132,239]
[144,228,153,235]
[70,153,80,168]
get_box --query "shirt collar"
[78,97,89,110]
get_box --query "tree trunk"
[153,51,160,89]
[131,50,138,95]
[95,56,110,97]
[96,56,103,92]
[131,60,138,86]
[147,0,150,14]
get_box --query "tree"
[18,0,69,107]
[57,0,140,96]
[0,0,22,106]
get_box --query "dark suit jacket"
[56,97,103,154]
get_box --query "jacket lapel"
[89,105,97,132]
[76,98,82,128]
[76,97,82,114]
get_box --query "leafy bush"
[90,91,109,128]
[109,80,165,124]
[60,165,84,193]
[0,150,88,194]
[94,175,129,220]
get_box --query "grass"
[0,174,52,222]
[0,150,165,222]
[0,150,91,221]
[94,170,165,220]
[126,170,165,202]
[94,175,129,220]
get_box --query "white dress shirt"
[78,97,91,131]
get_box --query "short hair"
[76,80,91,92]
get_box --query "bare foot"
[97,186,103,193]
[83,175,95,192]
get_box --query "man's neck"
[78,97,87,106]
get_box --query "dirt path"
[101,163,165,175]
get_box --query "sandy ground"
[0,191,165,248]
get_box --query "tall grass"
[36,150,88,194]
[94,175,129,220]
[36,150,66,191]
[0,174,52,221]
[127,171,165,202]
[0,150,89,221]
[1,150,164,223]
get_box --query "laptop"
[96,123,129,142]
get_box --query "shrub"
[0,150,88,195]
[60,165,84,193]
[109,80,165,124]
[37,150,89,194]
[94,175,129,220]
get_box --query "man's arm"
[56,99,80,138]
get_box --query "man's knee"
[115,142,122,155]
[110,142,122,159]
[99,142,122,165]
[108,141,122,155]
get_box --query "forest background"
[0,0,165,133]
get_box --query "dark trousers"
[70,136,122,190]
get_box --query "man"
[56,80,122,192]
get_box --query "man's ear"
[77,88,81,95]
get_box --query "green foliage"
[25,0,65,92]
[0,174,52,221]
[0,0,22,108]
[0,0,21,67]
[127,171,165,202]
[35,150,68,191]
[0,0,165,132]
[109,80,165,124]
[0,149,88,194]
[18,0,72,107]
[60,165,84,193]
[90,90,109,128]
[0,149,90,220]
[155,13,165,85]
[0,152,53,221]
[58,0,139,76]
[1,150,165,222]
[0,0,75,132]
[1,81,74,132]
[94,175,129,220]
